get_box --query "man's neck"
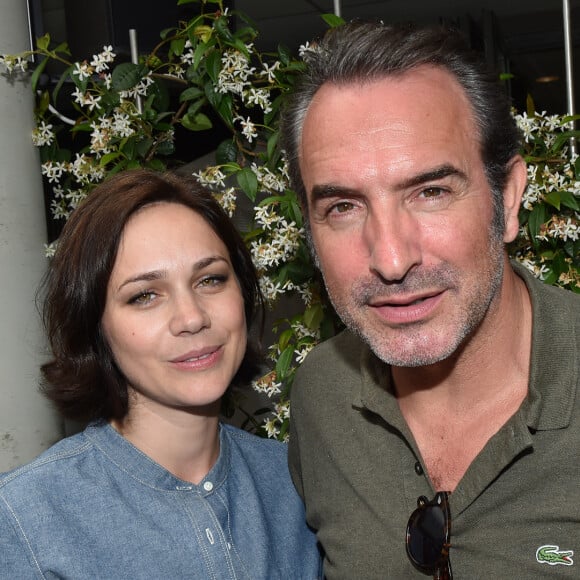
[393,264,533,491]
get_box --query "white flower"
[193,166,227,188]
[252,372,282,398]
[213,187,237,217]
[90,45,116,73]
[44,241,58,258]
[234,115,258,143]
[243,87,272,114]
[72,61,93,81]
[260,61,281,83]
[258,275,287,304]
[41,161,67,184]
[0,54,29,73]
[274,400,290,422]
[254,205,282,230]
[263,417,280,439]
[250,162,287,193]
[32,121,55,147]
[217,49,256,95]
[295,343,314,364]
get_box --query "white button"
[203,481,214,491]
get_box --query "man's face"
[299,66,517,367]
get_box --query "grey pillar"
[0,0,63,471]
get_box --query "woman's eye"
[198,274,227,288]
[128,291,156,305]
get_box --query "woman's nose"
[168,292,211,335]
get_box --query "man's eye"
[420,187,446,198]
[329,201,354,214]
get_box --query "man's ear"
[502,155,527,244]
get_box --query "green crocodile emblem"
[536,545,574,566]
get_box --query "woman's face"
[101,202,247,417]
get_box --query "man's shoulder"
[515,261,580,324]
[299,328,366,372]
[292,329,370,405]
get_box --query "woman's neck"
[112,402,221,484]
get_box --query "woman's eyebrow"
[115,255,229,292]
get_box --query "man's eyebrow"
[309,184,360,205]
[309,165,467,204]
[396,164,467,190]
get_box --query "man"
[282,21,580,579]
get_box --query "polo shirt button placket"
[414,461,424,476]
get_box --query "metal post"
[563,0,576,155]
[129,28,142,114]
[0,0,63,470]
[333,0,341,18]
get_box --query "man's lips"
[368,291,445,324]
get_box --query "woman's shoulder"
[0,427,94,491]
[220,423,287,462]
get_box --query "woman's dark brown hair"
[40,169,264,422]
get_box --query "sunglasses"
[405,491,452,579]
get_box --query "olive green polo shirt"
[289,264,580,579]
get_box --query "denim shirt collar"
[85,421,230,494]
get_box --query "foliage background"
[1,0,578,440]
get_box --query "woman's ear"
[502,155,527,244]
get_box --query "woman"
[0,169,321,578]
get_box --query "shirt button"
[414,461,424,475]
[203,481,214,492]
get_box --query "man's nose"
[364,206,422,282]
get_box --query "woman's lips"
[170,345,223,370]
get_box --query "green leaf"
[303,304,324,331]
[277,44,292,66]
[236,167,259,201]
[53,41,70,55]
[148,78,170,112]
[266,130,279,160]
[277,328,295,352]
[216,139,238,164]
[528,204,547,245]
[544,191,562,210]
[275,345,295,380]
[214,16,235,44]
[321,13,346,28]
[99,151,123,167]
[170,37,186,57]
[204,49,222,84]
[36,90,50,115]
[52,64,74,102]
[36,33,51,51]
[181,112,213,131]
[135,138,154,158]
[147,158,166,171]
[179,86,205,103]
[559,190,580,211]
[30,57,49,92]
[155,139,175,156]
[111,62,148,91]
[70,121,92,133]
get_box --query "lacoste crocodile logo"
[536,545,574,566]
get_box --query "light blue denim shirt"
[0,421,321,579]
